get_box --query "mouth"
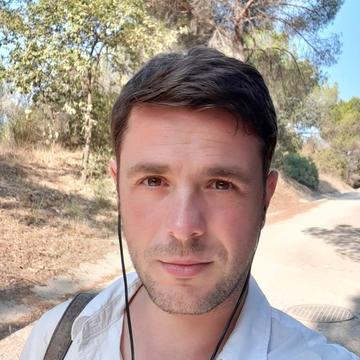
[159,260,212,277]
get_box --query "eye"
[211,179,234,190]
[142,176,164,187]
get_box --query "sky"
[322,0,360,100]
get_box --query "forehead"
[125,104,257,140]
[121,105,263,174]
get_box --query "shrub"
[8,110,44,145]
[3,106,60,146]
[282,153,319,190]
[313,148,347,179]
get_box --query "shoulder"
[20,299,71,360]
[268,307,359,360]
[19,273,140,360]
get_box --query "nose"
[166,188,206,243]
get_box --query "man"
[21,47,358,359]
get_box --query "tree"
[302,94,360,184]
[0,0,178,180]
[325,97,360,182]
[150,0,343,65]
[292,83,339,131]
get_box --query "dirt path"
[253,191,360,356]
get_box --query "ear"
[264,170,278,209]
[109,159,117,183]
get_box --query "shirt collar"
[71,274,271,360]
[71,272,141,341]
[218,276,272,360]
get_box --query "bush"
[282,153,319,190]
[7,110,44,145]
[2,106,61,147]
[313,148,347,179]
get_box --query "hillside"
[0,145,118,338]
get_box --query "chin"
[142,274,242,315]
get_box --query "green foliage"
[317,97,360,182]
[152,0,344,65]
[89,87,117,152]
[298,95,360,187]
[0,0,179,177]
[291,83,339,132]
[313,148,347,178]
[282,153,319,190]
[248,32,319,111]
[0,0,347,184]
[1,0,178,99]
[223,31,321,157]
[273,121,302,169]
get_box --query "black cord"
[209,271,250,360]
[118,214,135,360]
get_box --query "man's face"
[116,105,277,314]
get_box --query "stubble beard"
[127,237,253,315]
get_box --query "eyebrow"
[127,163,170,178]
[127,162,251,184]
[204,166,251,184]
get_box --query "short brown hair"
[111,47,277,175]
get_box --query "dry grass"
[0,144,118,304]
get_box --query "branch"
[88,32,99,58]
[271,46,305,83]
[243,45,307,88]
[277,2,321,17]
[237,0,256,20]
[257,9,319,55]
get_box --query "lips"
[160,260,211,277]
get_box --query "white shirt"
[20,273,359,360]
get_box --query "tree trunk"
[81,72,94,182]
[233,0,255,61]
[233,19,245,61]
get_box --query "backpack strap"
[43,292,97,360]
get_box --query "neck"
[121,275,250,360]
